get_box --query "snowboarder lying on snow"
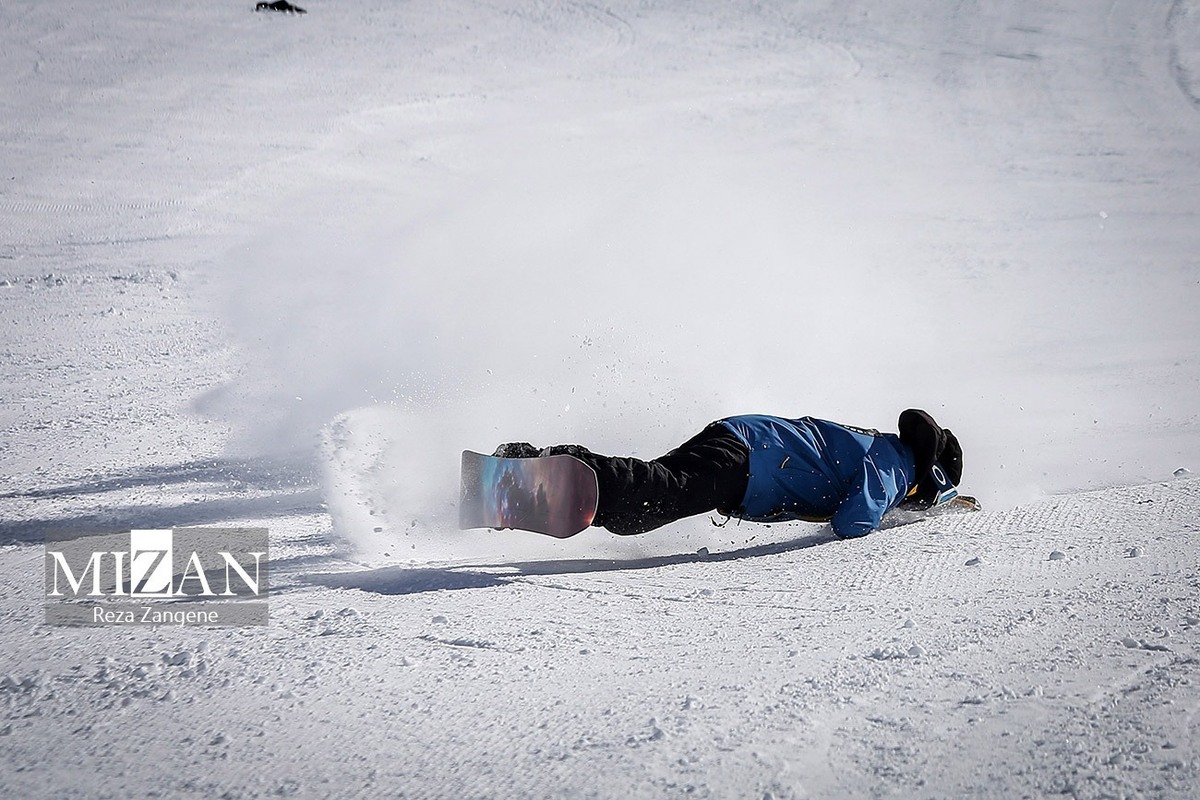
[494,409,963,538]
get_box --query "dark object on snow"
[256,1,306,13]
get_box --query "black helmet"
[898,409,963,508]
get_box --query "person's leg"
[655,423,751,518]
[543,422,749,535]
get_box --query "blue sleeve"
[831,457,906,539]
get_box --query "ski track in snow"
[1,0,1199,797]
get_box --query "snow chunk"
[1121,636,1171,652]
[869,646,915,661]
[165,650,192,667]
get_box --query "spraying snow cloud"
[213,49,1200,556]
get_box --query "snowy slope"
[3,479,1199,798]
[2,0,1199,797]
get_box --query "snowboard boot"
[537,444,597,459]
[491,442,541,459]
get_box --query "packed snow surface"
[2,0,1199,797]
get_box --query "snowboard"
[929,494,981,515]
[881,493,981,530]
[459,451,600,538]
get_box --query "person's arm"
[831,457,906,538]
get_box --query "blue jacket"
[719,415,918,538]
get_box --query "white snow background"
[1,1,1199,797]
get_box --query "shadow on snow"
[304,529,837,596]
[0,453,320,545]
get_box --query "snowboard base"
[459,451,599,539]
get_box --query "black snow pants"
[543,422,750,535]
